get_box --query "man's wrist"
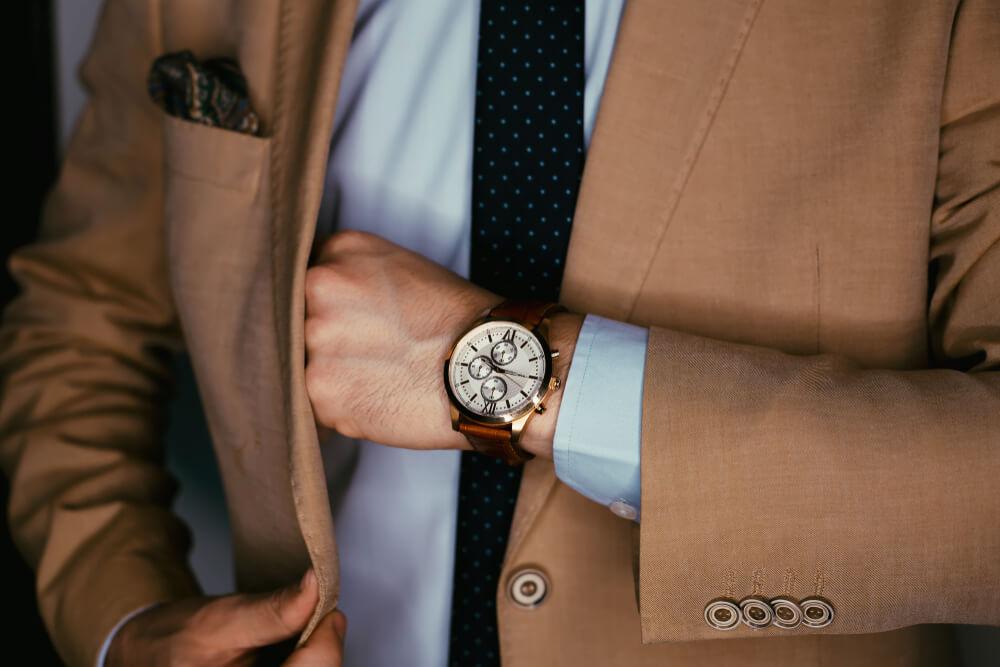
[517,310,584,459]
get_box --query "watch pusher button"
[551,349,560,359]
[535,404,546,414]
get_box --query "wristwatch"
[443,299,566,465]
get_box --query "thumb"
[219,567,319,648]
[283,608,347,667]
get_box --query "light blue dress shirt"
[97,1,644,665]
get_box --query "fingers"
[207,567,319,649]
[315,228,387,263]
[282,609,347,667]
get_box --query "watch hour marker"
[506,399,511,408]
[520,389,529,397]
[483,401,497,415]
[519,338,529,348]
[529,375,538,380]
[460,379,470,385]
[528,356,538,362]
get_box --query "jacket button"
[739,596,773,629]
[704,598,741,630]
[508,568,549,608]
[800,597,835,628]
[770,597,802,629]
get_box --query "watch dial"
[448,321,548,419]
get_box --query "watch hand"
[499,369,526,393]
[493,367,531,381]
[483,359,527,394]
[485,359,525,379]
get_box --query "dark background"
[4,1,62,662]
[3,1,997,665]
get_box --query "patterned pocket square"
[147,49,261,136]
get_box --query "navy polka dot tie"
[448,2,585,665]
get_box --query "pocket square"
[147,49,262,136]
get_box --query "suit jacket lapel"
[268,0,360,644]
[560,0,764,322]
[505,0,765,565]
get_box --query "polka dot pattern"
[448,456,523,666]
[449,3,585,666]
[468,1,585,301]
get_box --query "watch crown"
[549,377,561,390]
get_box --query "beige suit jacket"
[2,1,998,666]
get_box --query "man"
[1,1,998,667]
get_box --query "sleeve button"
[800,597,835,628]
[739,596,774,629]
[704,598,741,630]
[769,597,803,629]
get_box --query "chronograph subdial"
[490,340,518,366]
[468,355,493,380]
[481,376,508,402]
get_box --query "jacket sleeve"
[635,0,1000,643]
[0,2,203,666]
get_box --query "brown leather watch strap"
[487,299,566,328]
[458,421,530,466]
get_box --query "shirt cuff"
[552,312,647,521]
[95,600,164,667]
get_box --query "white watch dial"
[448,320,548,419]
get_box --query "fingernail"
[300,567,315,591]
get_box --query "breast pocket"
[161,111,272,193]
[160,108,275,326]
[158,111,282,475]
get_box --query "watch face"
[446,320,551,422]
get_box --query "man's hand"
[304,230,583,458]
[106,568,348,666]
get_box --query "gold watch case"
[443,313,561,443]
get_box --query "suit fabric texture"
[1,1,998,666]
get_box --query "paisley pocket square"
[147,49,262,136]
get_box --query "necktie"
[448,2,585,664]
